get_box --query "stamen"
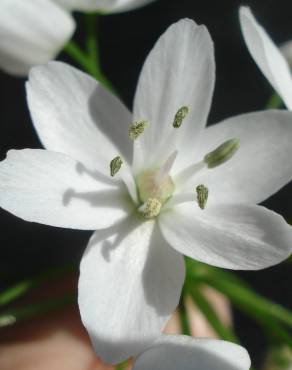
[128,120,148,140]
[140,198,162,219]
[110,156,123,177]
[173,106,189,128]
[204,138,240,168]
[196,184,209,209]
[147,105,189,168]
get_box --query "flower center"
[135,149,178,219]
[136,169,175,205]
[108,105,241,219]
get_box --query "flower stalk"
[64,14,115,92]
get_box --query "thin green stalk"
[186,259,292,330]
[85,13,100,76]
[266,93,283,109]
[0,293,76,328]
[64,41,95,75]
[179,298,191,336]
[258,316,292,348]
[84,14,115,92]
[0,264,76,307]
[187,284,239,343]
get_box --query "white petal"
[191,110,292,204]
[78,218,185,364]
[26,61,133,173]
[0,149,131,230]
[280,39,292,68]
[132,19,215,172]
[239,6,292,109]
[0,0,75,76]
[103,0,156,13]
[160,202,292,270]
[55,0,156,13]
[133,335,251,370]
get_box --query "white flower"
[0,19,292,363]
[0,0,156,76]
[239,6,292,109]
[132,335,251,370]
[55,0,157,13]
[280,40,292,69]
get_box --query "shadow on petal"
[142,223,185,316]
[88,85,133,163]
[84,214,141,262]
[75,162,120,187]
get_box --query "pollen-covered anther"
[110,156,123,177]
[196,184,209,209]
[128,120,148,140]
[141,198,162,219]
[173,106,189,128]
[204,138,240,168]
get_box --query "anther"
[128,120,148,140]
[110,156,123,177]
[196,184,209,209]
[204,138,240,168]
[140,198,162,219]
[173,106,189,128]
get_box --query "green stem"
[85,14,100,76]
[64,41,94,75]
[187,284,239,343]
[266,93,283,109]
[179,298,191,336]
[0,293,76,328]
[84,14,115,92]
[257,316,292,348]
[0,264,76,307]
[186,259,292,330]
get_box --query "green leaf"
[0,294,76,328]
[116,361,128,370]
[186,284,239,343]
[186,259,292,330]
[179,296,191,336]
[0,264,76,307]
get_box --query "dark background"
[0,0,291,366]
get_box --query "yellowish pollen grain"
[196,184,209,210]
[204,138,240,169]
[110,156,123,177]
[142,198,162,219]
[128,120,148,140]
[173,106,189,128]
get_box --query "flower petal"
[0,149,131,230]
[133,335,250,370]
[78,218,185,364]
[55,0,156,13]
[191,110,292,204]
[26,61,133,173]
[280,39,292,68]
[0,0,75,76]
[239,6,292,109]
[160,202,292,270]
[132,19,215,172]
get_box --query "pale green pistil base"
[136,169,175,218]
